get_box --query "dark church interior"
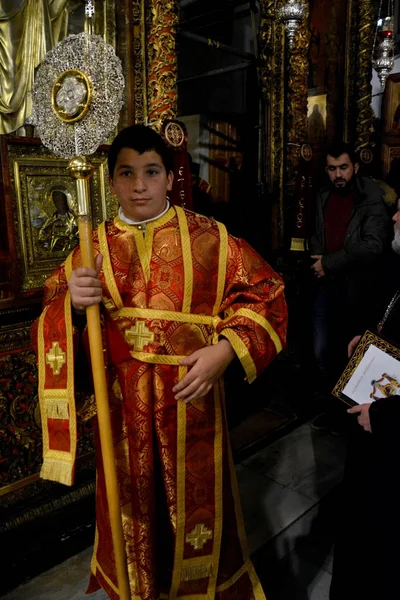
[1,0,400,598]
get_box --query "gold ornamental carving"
[146,0,179,125]
[132,0,148,124]
[164,121,185,147]
[259,0,285,247]
[344,0,358,142]
[286,5,309,197]
[355,0,375,152]
[301,144,312,162]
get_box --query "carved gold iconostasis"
[259,0,375,248]
[0,0,179,555]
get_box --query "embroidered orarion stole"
[35,206,288,600]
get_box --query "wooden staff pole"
[68,157,130,600]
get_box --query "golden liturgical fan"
[32,32,130,599]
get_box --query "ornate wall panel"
[286,12,310,206]
[93,0,117,48]
[344,0,359,143]
[259,0,285,248]
[146,0,179,125]
[355,0,375,152]
[132,0,148,124]
[260,0,374,250]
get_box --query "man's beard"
[392,228,400,254]
[332,175,355,194]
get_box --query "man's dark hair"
[108,124,173,178]
[326,141,357,166]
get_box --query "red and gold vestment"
[34,206,287,600]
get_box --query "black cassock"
[330,294,400,600]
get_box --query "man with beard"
[329,198,400,599]
[309,142,392,434]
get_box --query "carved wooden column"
[355,0,375,152]
[285,10,309,198]
[259,0,309,250]
[131,0,147,124]
[146,0,179,125]
[259,0,285,249]
[285,5,309,251]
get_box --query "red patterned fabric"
[39,207,287,600]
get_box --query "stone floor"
[1,422,347,600]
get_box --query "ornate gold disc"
[164,121,185,147]
[52,69,92,123]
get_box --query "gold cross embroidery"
[186,524,213,550]
[125,321,155,351]
[46,341,66,375]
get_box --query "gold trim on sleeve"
[221,329,257,383]
[234,308,283,354]
[65,250,74,281]
[175,206,193,313]
[133,227,151,284]
[213,221,228,316]
[129,351,184,365]
[98,221,123,310]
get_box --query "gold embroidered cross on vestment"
[125,321,155,351]
[186,524,213,550]
[46,341,66,375]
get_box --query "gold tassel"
[40,459,74,486]
[181,563,212,581]
[45,398,69,420]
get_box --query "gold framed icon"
[1,136,118,295]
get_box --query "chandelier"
[374,36,395,89]
[277,0,307,49]
[372,1,395,89]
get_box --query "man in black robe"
[329,198,400,600]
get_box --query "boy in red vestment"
[35,125,287,600]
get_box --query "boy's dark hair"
[108,124,173,178]
[326,141,357,166]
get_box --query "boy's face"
[110,148,173,222]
